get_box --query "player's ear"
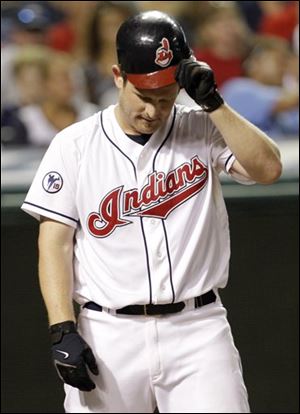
[112,65,124,89]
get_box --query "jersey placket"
[136,147,173,305]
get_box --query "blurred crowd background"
[1,0,299,147]
[1,7,299,413]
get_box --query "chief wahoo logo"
[155,38,173,67]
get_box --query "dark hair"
[87,1,137,61]
[120,68,127,83]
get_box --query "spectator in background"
[1,48,97,147]
[137,1,188,33]
[293,23,299,55]
[1,45,49,146]
[1,1,58,108]
[173,1,217,46]
[258,1,298,42]
[10,46,48,107]
[221,36,299,138]
[193,3,253,88]
[1,1,88,109]
[47,1,99,59]
[236,1,263,32]
[83,1,136,108]
[292,0,299,55]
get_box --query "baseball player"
[21,10,282,413]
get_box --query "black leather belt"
[83,290,216,316]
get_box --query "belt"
[83,290,216,316]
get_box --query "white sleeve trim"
[21,201,79,229]
[224,153,256,185]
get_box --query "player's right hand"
[175,58,224,113]
[50,320,99,392]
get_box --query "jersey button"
[151,219,156,225]
[157,251,162,258]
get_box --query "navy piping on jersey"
[162,220,175,303]
[23,201,79,223]
[139,217,152,305]
[152,105,177,303]
[100,110,152,303]
[225,153,234,171]
[100,111,137,180]
[152,105,177,172]
[100,106,177,306]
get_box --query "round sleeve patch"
[42,172,63,193]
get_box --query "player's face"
[113,66,180,135]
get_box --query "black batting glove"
[50,321,99,392]
[175,58,224,112]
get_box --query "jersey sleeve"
[21,133,80,228]
[207,116,256,185]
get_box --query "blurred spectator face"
[199,8,248,54]
[248,48,288,86]
[11,28,46,45]
[86,3,136,64]
[15,63,45,105]
[45,58,75,104]
[97,9,127,47]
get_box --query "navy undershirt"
[126,133,152,146]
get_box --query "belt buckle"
[143,304,162,317]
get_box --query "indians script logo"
[87,156,208,238]
[155,38,173,67]
[42,172,63,193]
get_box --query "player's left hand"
[175,58,224,112]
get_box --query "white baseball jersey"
[21,104,254,309]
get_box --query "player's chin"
[137,118,161,133]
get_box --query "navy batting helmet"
[116,10,192,89]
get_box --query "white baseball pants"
[64,295,250,413]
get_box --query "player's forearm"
[38,225,76,326]
[209,103,282,184]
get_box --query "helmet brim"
[126,65,177,89]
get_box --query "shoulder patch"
[42,172,63,193]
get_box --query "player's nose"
[144,102,159,120]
